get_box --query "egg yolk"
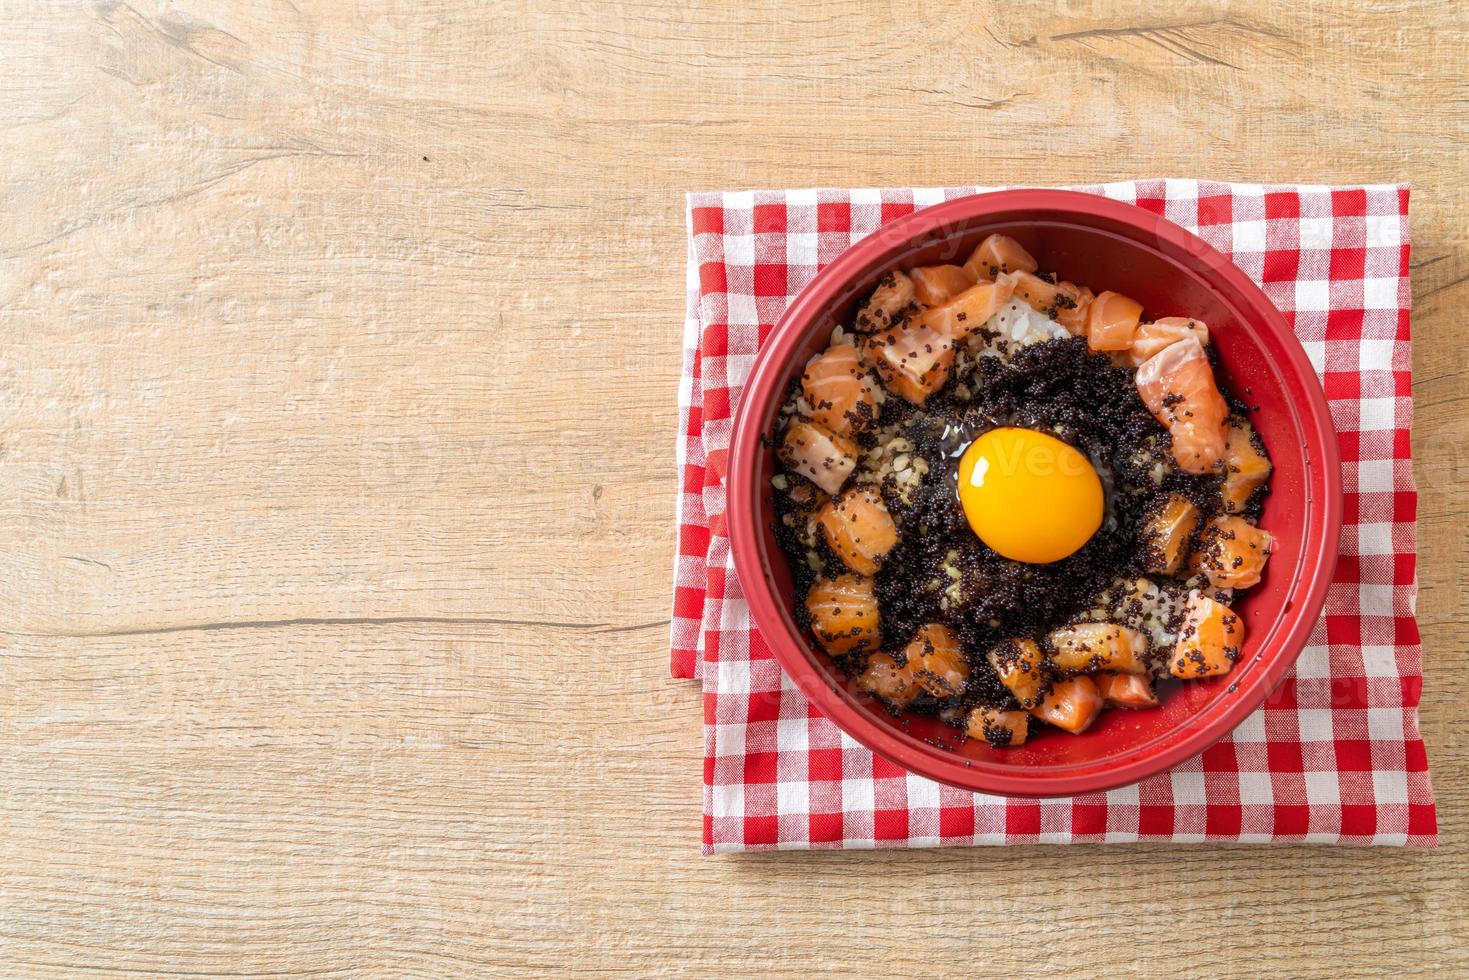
[957,427,1103,563]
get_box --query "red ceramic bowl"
[728,189,1341,797]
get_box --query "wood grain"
[1,1,1466,975]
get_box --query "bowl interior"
[737,195,1338,793]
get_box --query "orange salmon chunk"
[854,270,916,333]
[1055,282,1094,337]
[779,419,859,495]
[1086,290,1143,352]
[1046,623,1149,675]
[903,624,971,698]
[1128,317,1210,367]
[1135,336,1229,474]
[1096,672,1160,708]
[805,574,880,656]
[1194,514,1273,589]
[987,638,1048,708]
[864,321,955,405]
[818,487,900,575]
[1222,419,1273,514]
[914,278,1017,342]
[1004,271,1081,320]
[858,651,921,709]
[963,233,1038,281]
[1139,493,1202,575]
[967,707,1029,747]
[910,264,976,307]
[801,343,877,437]
[1170,590,1244,679]
[1029,675,1103,734]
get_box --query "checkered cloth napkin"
[670,180,1436,852]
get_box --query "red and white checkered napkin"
[670,180,1436,853]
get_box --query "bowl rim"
[727,188,1343,798]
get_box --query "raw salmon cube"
[1096,672,1160,708]
[1086,290,1144,352]
[913,278,1017,342]
[1139,493,1202,576]
[858,651,921,709]
[805,573,880,656]
[1046,623,1149,674]
[1194,514,1272,589]
[1169,590,1243,679]
[910,264,976,307]
[1127,317,1210,367]
[967,707,1029,747]
[903,623,971,698]
[1222,419,1272,514]
[987,638,1047,708]
[1135,336,1229,474]
[818,487,899,576]
[1029,675,1103,734]
[1055,282,1094,337]
[963,234,1038,281]
[801,343,878,437]
[780,419,859,495]
[864,321,955,405]
[854,270,916,333]
[1003,271,1082,321]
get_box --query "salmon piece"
[903,623,971,698]
[805,573,880,656]
[818,487,899,575]
[1004,271,1083,321]
[858,651,921,709]
[864,320,955,405]
[1086,290,1144,352]
[910,264,976,307]
[1029,675,1103,734]
[1096,672,1160,709]
[912,278,1016,342]
[987,638,1047,709]
[1169,589,1243,679]
[1055,282,1094,337]
[1047,623,1149,675]
[779,419,859,495]
[801,343,877,437]
[854,270,917,333]
[967,707,1029,747]
[1127,317,1210,367]
[964,233,1038,281]
[1194,514,1272,589]
[1139,493,1202,576]
[1222,419,1272,514]
[1135,336,1229,474]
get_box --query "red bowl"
[727,189,1341,797]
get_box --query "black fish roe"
[771,333,1264,724]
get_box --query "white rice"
[977,300,1070,358]
[1083,576,1184,676]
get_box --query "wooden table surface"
[2,1,1466,975]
